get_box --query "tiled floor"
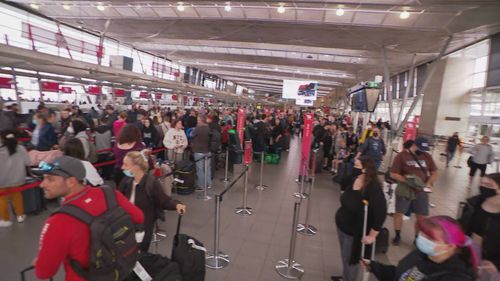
[0,137,484,281]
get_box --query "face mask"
[352,168,363,177]
[67,127,74,134]
[416,234,447,257]
[479,186,498,199]
[123,169,134,177]
[32,119,38,126]
[373,133,379,137]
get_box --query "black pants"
[469,161,487,177]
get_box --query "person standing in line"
[390,138,438,246]
[163,119,188,164]
[468,136,494,189]
[191,115,212,190]
[446,132,462,168]
[113,111,127,137]
[0,130,29,227]
[357,127,386,170]
[331,156,387,281]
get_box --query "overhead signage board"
[282,80,318,100]
[295,98,314,106]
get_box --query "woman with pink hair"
[363,216,478,281]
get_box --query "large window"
[448,39,490,89]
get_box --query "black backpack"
[53,186,139,281]
[209,129,221,153]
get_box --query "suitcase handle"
[21,266,54,281]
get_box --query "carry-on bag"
[172,215,206,281]
[174,160,196,195]
[125,253,183,281]
[22,182,45,215]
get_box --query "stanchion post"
[297,149,318,235]
[255,152,268,190]
[294,160,308,199]
[220,149,231,183]
[235,165,253,216]
[206,194,230,269]
[275,201,305,279]
[197,155,213,200]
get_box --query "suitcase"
[174,161,195,195]
[22,184,45,215]
[124,253,183,281]
[21,266,54,281]
[172,215,206,281]
[314,146,324,174]
[281,134,291,150]
[333,161,353,185]
[375,227,390,254]
[157,163,174,197]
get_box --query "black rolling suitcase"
[172,215,206,281]
[124,253,183,281]
[22,181,45,215]
[174,160,196,195]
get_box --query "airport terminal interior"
[1,1,500,281]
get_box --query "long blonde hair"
[125,150,149,172]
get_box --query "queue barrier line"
[0,147,169,197]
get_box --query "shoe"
[17,215,26,223]
[330,276,343,281]
[0,220,12,227]
[392,235,401,246]
[429,203,436,208]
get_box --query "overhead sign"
[295,98,314,106]
[88,86,102,95]
[41,81,59,92]
[0,77,13,89]
[282,80,318,100]
[60,86,72,94]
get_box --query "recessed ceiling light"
[96,3,106,11]
[30,3,40,9]
[224,2,232,12]
[277,4,286,14]
[336,8,345,16]
[400,11,410,19]
[62,3,71,10]
[177,2,185,11]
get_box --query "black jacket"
[371,250,475,281]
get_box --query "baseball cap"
[415,137,430,151]
[32,156,86,181]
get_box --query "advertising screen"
[282,80,318,100]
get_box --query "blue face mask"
[416,234,446,257]
[32,119,38,126]
[123,169,134,177]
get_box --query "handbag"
[467,156,473,167]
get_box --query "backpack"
[53,186,139,281]
[87,141,99,164]
[209,129,221,153]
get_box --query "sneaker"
[392,235,401,246]
[423,187,433,193]
[330,276,343,281]
[0,220,12,227]
[429,203,436,208]
[17,215,26,223]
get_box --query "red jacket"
[35,187,144,280]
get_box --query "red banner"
[237,108,246,148]
[113,89,125,97]
[244,140,253,164]
[155,93,162,100]
[300,113,314,173]
[0,77,13,89]
[172,94,178,101]
[60,86,72,94]
[139,91,150,99]
[403,121,416,142]
[88,86,101,95]
[41,81,59,92]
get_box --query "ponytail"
[1,130,18,156]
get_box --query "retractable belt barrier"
[0,147,168,197]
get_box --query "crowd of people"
[0,96,499,281]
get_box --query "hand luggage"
[375,227,390,254]
[156,163,174,197]
[125,253,183,281]
[21,266,54,281]
[172,215,206,281]
[174,160,195,195]
[281,134,291,150]
[22,183,45,215]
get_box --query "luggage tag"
[133,261,152,281]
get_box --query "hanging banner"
[300,113,314,172]
[244,140,253,165]
[113,89,125,97]
[403,121,416,142]
[0,77,13,89]
[155,93,162,100]
[172,94,178,101]
[88,86,101,95]
[237,107,246,148]
[60,86,72,94]
[41,81,59,92]
[139,91,150,99]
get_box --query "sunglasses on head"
[38,161,73,178]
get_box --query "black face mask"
[479,186,498,199]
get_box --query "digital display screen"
[351,88,380,112]
[282,80,318,100]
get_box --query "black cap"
[415,137,430,151]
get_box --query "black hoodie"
[370,250,475,281]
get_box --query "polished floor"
[0,137,482,281]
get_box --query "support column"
[382,48,395,127]
[396,54,417,128]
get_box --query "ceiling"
[6,0,500,97]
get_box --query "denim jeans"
[194,152,212,188]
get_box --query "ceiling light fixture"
[336,8,345,16]
[277,4,286,14]
[400,10,410,19]
[177,2,185,12]
[224,2,231,12]
[96,3,106,11]
[30,3,39,9]
[62,3,71,10]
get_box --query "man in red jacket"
[33,156,144,280]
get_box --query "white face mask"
[67,127,74,134]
